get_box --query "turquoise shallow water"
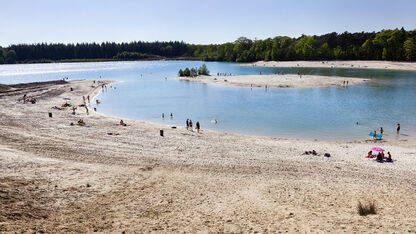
[1,61,416,141]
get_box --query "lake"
[1,60,416,141]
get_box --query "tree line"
[192,28,416,62]
[1,28,415,64]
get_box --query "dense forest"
[1,28,415,64]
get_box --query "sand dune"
[1,80,416,232]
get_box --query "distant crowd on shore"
[161,113,201,133]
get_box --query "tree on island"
[198,64,210,75]
[179,64,209,77]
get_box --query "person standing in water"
[380,127,384,135]
[162,113,164,119]
[373,130,377,139]
[170,113,173,118]
[397,123,401,134]
[196,121,200,133]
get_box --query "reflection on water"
[1,61,416,141]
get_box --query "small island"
[178,64,210,77]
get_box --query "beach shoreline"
[1,80,416,232]
[178,74,370,89]
[244,60,416,71]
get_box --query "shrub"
[357,200,376,216]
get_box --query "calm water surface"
[1,61,415,141]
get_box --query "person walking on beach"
[189,120,193,131]
[186,119,189,130]
[196,121,200,133]
[87,95,90,103]
[397,123,400,134]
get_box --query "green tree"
[404,38,416,61]
[184,68,191,77]
[5,50,17,64]
[318,42,332,59]
[360,39,375,59]
[295,36,316,60]
[198,64,210,75]
[333,46,345,59]
[178,69,184,77]
[0,48,6,64]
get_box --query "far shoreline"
[2,59,416,72]
[244,60,416,71]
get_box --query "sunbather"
[386,152,393,162]
[77,119,86,126]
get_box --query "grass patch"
[357,200,377,216]
[140,209,160,219]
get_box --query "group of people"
[372,124,401,140]
[342,80,349,86]
[186,119,201,133]
[367,150,393,163]
[217,72,232,76]
[20,94,37,104]
[161,113,174,119]
[302,150,331,157]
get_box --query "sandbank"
[1,80,416,232]
[179,74,369,88]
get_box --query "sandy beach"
[179,74,369,88]
[246,60,416,71]
[1,80,416,233]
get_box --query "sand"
[179,74,369,88]
[245,60,416,71]
[1,80,416,233]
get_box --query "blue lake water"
[1,61,416,141]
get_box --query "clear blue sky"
[2,0,416,46]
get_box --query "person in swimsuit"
[196,121,200,133]
[386,152,393,162]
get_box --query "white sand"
[179,74,369,88]
[1,80,416,232]
[245,60,416,71]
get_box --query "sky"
[1,0,416,46]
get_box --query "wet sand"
[1,80,416,232]
[179,74,369,88]
[245,60,416,71]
